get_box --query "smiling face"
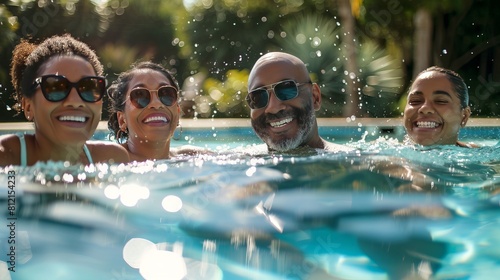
[248,53,321,151]
[403,71,470,146]
[23,55,102,145]
[117,69,180,145]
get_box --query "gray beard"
[252,101,316,152]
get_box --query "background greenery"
[1,0,499,122]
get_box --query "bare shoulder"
[171,145,215,156]
[323,140,355,152]
[86,140,130,164]
[0,134,21,167]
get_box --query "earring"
[116,128,128,144]
[173,123,182,141]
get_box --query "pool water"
[0,128,499,280]
[143,125,500,150]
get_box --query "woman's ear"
[117,111,127,131]
[22,97,33,121]
[461,107,471,127]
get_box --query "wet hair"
[10,34,103,112]
[415,66,469,108]
[107,61,180,143]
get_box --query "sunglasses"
[246,80,311,109]
[33,74,106,103]
[128,86,178,109]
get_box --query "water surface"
[1,138,499,280]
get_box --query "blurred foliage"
[184,0,336,80]
[0,4,18,119]
[276,13,404,117]
[278,14,345,116]
[198,69,249,118]
[98,0,186,77]
[356,41,405,117]
[362,0,500,117]
[0,0,499,122]
[185,1,279,79]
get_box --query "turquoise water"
[0,127,499,280]
[142,125,500,150]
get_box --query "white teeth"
[59,116,86,122]
[144,116,168,123]
[270,117,293,128]
[416,121,439,128]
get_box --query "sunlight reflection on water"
[0,137,499,279]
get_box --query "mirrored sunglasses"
[128,86,178,109]
[245,80,311,109]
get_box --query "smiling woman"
[107,61,212,162]
[0,34,129,167]
[403,66,478,147]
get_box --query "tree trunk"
[338,0,360,117]
[412,8,432,77]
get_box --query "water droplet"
[312,37,321,47]
[295,33,307,44]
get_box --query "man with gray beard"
[246,52,351,152]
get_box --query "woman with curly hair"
[0,34,129,167]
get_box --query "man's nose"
[264,89,285,114]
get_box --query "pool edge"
[0,117,498,131]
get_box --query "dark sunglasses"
[246,80,311,109]
[32,74,106,103]
[128,86,178,109]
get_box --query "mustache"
[252,103,312,130]
[258,110,295,123]
[253,110,295,130]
